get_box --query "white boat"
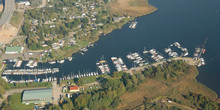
[68,57,73,61]
[58,60,65,63]
[49,61,56,64]
[129,21,137,29]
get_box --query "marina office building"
[22,88,52,105]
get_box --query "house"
[69,86,79,92]
[5,46,24,54]
[22,88,52,105]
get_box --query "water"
[5,0,220,95]
[0,0,3,4]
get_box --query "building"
[22,88,52,105]
[69,86,79,92]
[5,46,24,54]
[18,1,31,6]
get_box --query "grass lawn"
[8,93,34,110]
[80,76,97,84]
[10,11,23,28]
[9,82,52,89]
[117,66,218,109]
[76,40,90,46]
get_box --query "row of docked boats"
[111,57,128,71]
[164,47,178,58]
[96,58,111,74]
[126,52,148,67]
[59,72,99,81]
[164,42,189,58]
[193,38,207,66]
[171,42,189,56]
[4,77,58,84]
[2,68,59,75]
[49,57,73,64]
[144,49,165,62]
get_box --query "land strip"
[126,57,199,75]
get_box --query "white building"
[18,1,31,6]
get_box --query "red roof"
[69,86,79,90]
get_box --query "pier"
[2,68,59,75]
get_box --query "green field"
[7,93,34,110]
[10,11,23,28]
[9,82,52,89]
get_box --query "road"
[52,81,63,105]
[0,0,14,27]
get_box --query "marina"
[1,0,220,96]
[2,41,207,84]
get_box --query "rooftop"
[22,88,52,103]
[5,46,23,53]
[69,86,79,90]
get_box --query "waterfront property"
[22,88,52,105]
[5,46,24,54]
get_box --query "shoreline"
[24,1,158,63]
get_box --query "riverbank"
[7,0,158,63]
[1,59,220,109]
